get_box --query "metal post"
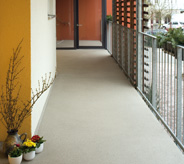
[121,26,124,68]
[110,22,112,54]
[112,0,116,58]
[128,29,131,76]
[152,38,157,109]
[176,46,182,141]
[136,0,143,88]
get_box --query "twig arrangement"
[0,40,54,132]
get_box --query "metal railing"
[110,22,184,151]
[137,32,184,151]
[112,23,137,85]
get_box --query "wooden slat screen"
[112,0,148,85]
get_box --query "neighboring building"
[146,0,184,29]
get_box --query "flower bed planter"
[162,42,184,61]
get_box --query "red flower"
[15,144,20,147]
[31,135,41,143]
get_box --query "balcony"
[1,49,184,163]
[1,1,184,163]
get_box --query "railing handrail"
[139,31,157,39]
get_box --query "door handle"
[77,24,83,27]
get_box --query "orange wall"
[107,0,112,15]
[56,0,74,40]
[0,0,31,141]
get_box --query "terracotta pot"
[3,129,27,155]
[8,154,22,164]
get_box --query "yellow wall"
[0,1,31,141]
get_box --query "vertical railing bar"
[123,27,125,69]
[170,54,173,130]
[119,24,122,67]
[116,24,119,62]
[137,33,143,91]
[159,46,161,114]
[121,26,124,68]
[130,29,133,80]
[136,0,142,89]
[109,22,111,53]
[177,46,182,140]
[128,29,131,76]
[167,52,170,124]
[152,37,157,108]
[161,49,164,117]
[183,58,184,144]
[164,49,166,120]
[174,56,176,134]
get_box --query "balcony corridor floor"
[1,49,184,163]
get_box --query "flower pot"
[36,143,44,154]
[3,130,27,155]
[8,154,22,164]
[23,151,35,161]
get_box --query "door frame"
[56,0,107,50]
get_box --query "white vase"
[8,154,22,164]
[23,151,35,161]
[36,143,44,154]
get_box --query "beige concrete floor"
[1,49,184,164]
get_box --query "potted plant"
[106,15,112,22]
[0,40,54,155]
[21,139,36,161]
[8,144,22,164]
[31,135,46,153]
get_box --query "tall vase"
[3,129,27,155]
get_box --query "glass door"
[78,0,103,47]
[56,0,105,49]
[56,0,75,48]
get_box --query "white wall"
[31,0,56,135]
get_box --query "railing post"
[176,46,182,141]
[128,29,131,76]
[137,33,143,91]
[136,0,143,89]
[110,22,112,54]
[121,26,124,68]
[152,38,157,109]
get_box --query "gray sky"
[177,0,184,9]
[151,0,184,9]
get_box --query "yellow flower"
[23,139,36,147]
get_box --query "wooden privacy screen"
[115,0,136,30]
[112,0,137,85]
[112,0,148,85]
